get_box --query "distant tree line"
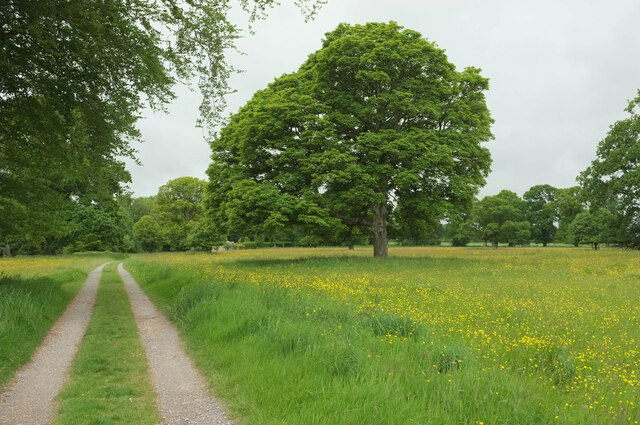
[0,175,629,255]
[438,88,640,250]
[443,186,611,249]
[0,177,210,255]
[2,90,638,255]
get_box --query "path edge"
[0,262,109,425]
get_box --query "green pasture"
[125,247,640,425]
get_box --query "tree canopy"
[208,22,493,257]
[523,184,557,246]
[153,177,207,250]
[568,209,614,250]
[0,0,320,247]
[580,90,640,248]
[553,186,584,244]
[133,215,164,253]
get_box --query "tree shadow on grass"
[226,254,479,271]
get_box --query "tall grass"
[126,247,640,424]
[0,254,119,387]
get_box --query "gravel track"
[0,264,108,425]
[118,263,235,425]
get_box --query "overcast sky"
[128,0,640,198]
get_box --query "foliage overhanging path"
[0,263,108,425]
[117,263,234,425]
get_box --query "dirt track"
[0,264,108,425]
[118,263,234,425]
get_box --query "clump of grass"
[536,346,577,385]
[172,281,223,324]
[364,313,421,338]
[54,264,158,425]
[423,343,473,373]
[325,343,362,377]
[269,322,314,357]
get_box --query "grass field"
[0,253,123,387]
[126,247,640,425]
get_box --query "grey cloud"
[128,0,640,198]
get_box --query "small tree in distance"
[474,190,530,248]
[524,184,557,247]
[553,187,585,245]
[133,215,164,252]
[154,177,207,251]
[568,209,614,250]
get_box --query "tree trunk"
[483,240,487,247]
[542,241,547,247]
[491,237,498,249]
[348,229,354,250]
[372,201,388,258]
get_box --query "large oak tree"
[208,22,493,257]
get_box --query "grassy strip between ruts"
[53,263,159,425]
[0,254,123,387]
[126,257,606,425]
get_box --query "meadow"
[0,253,123,387]
[126,247,640,425]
